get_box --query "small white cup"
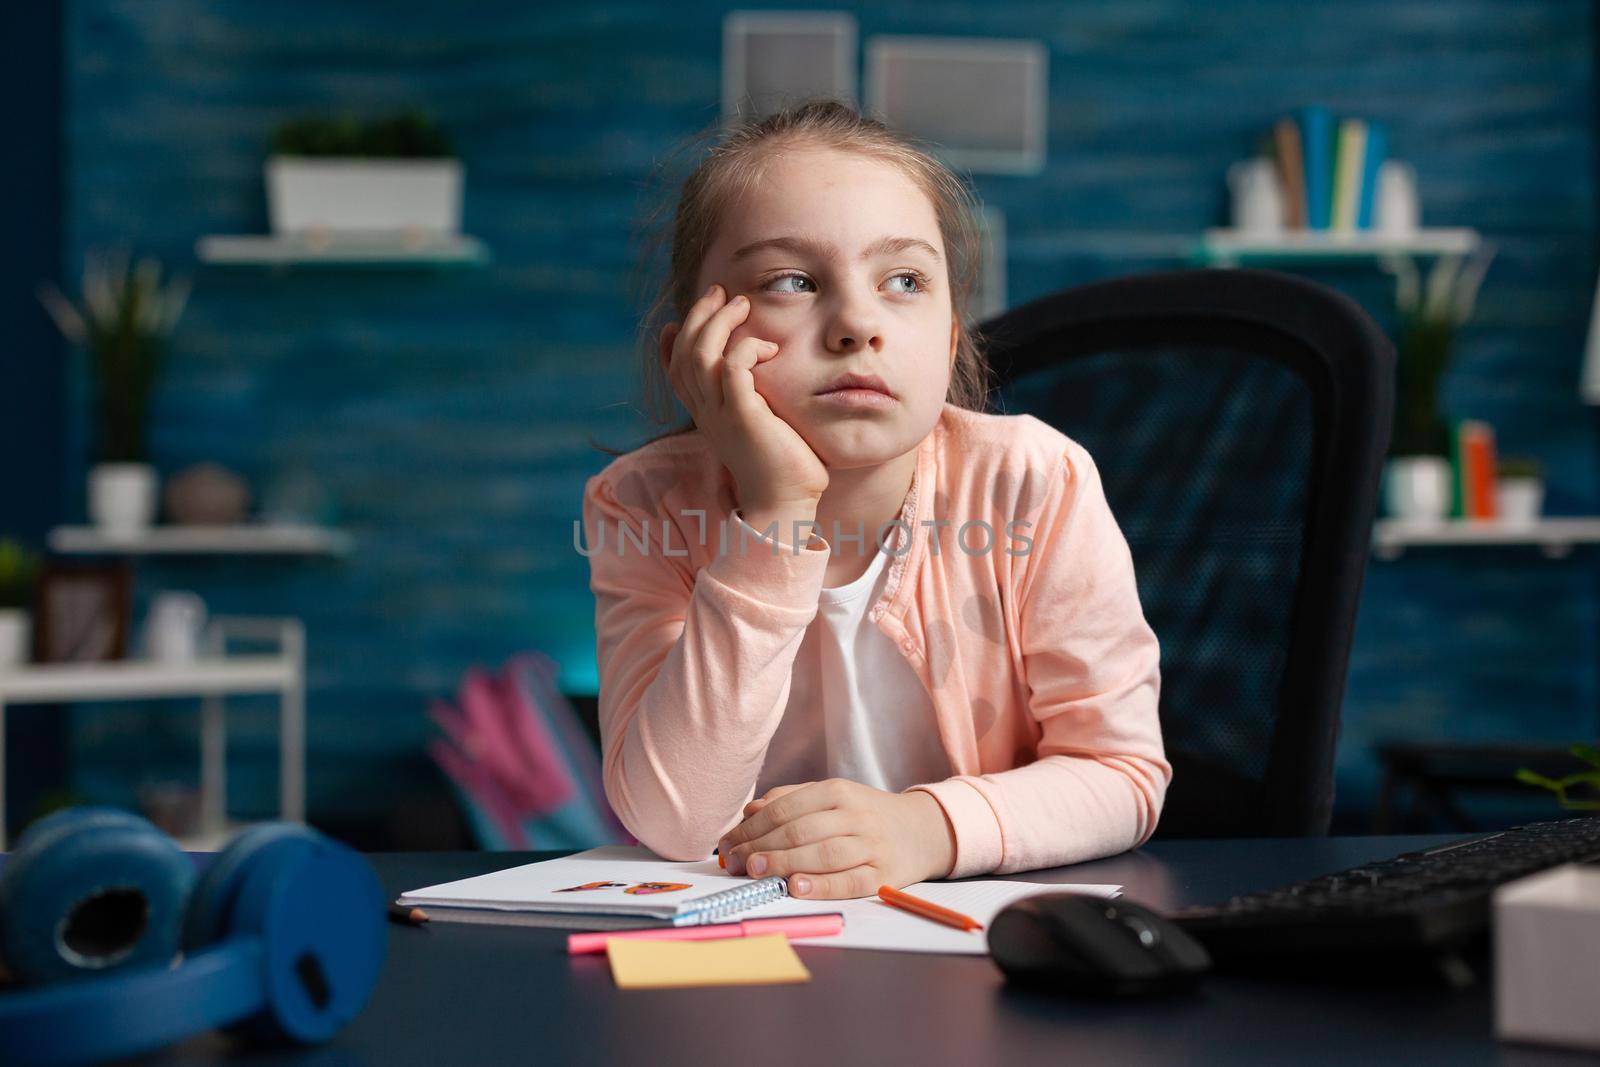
[1385,456,1451,522]
[1376,161,1420,235]
[145,591,208,664]
[1496,479,1544,526]
[1228,157,1285,233]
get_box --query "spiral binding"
[672,876,789,926]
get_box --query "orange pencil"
[877,885,983,932]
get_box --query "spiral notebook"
[397,845,794,930]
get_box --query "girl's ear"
[949,316,959,367]
[660,321,682,372]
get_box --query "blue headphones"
[0,807,387,1066]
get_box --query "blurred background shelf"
[194,233,490,268]
[1195,227,1482,266]
[1372,517,1600,559]
[0,616,306,851]
[0,654,297,699]
[48,523,353,557]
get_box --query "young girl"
[581,101,1168,900]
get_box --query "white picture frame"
[722,11,857,126]
[970,206,1007,323]
[1581,267,1600,403]
[866,36,1048,175]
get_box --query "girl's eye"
[765,273,815,294]
[763,272,929,295]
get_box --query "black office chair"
[979,268,1394,837]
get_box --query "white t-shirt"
[729,510,952,797]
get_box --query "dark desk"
[41,837,1600,1064]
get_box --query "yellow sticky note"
[606,934,812,989]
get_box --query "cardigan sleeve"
[908,442,1169,878]
[582,471,831,861]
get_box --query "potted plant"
[38,248,191,536]
[1496,455,1545,525]
[266,111,460,239]
[0,539,41,667]
[1381,245,1496,522]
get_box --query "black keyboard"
[1171,816,1600,971]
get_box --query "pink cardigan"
[580,403,1169,879]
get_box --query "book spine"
[1462,421,1499,519]
[1273,116,1307,229]
[1357,120,1387,229]
[1332,119,1366,233]
[1298,105,1334,230]
[1449,419,1467,519]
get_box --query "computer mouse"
[988,892,1212,996]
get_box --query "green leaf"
[1515,769,1563,792]
[1569,743,1600,770]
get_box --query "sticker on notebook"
[556,881,630,893]
[624,882,693,895]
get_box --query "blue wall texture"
[56,1,1596,829]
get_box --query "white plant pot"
[89,462,159,537]
[1385,455,1451,522]
[0,609,30,668]
[1496,478,1544,526]
[266,157,463,235]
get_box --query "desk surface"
[42,836,1600,1065]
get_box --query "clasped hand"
[716,778,957,899]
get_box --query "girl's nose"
[827,298,884,353]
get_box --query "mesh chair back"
[980,269,1394,836]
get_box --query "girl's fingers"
[741,780,807,817]
[680,284,726,339]
[721,336,781,407]
[668,287,733,414]
[661,323,703,415]
[786,865,884,900]
[747,834,870,882]
[691,294,752,377]
[726,810,847,875]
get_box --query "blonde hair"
[595,99,995,456]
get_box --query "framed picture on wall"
[722,11,857,125]
[866,36,1048,175]
[971,205,1008,323]
[33,561,133,663]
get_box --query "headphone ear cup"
[189,825,386,1046]
[0,807,193,985]
[181,822,314,953]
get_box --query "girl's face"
[693,146,958,471]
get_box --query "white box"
[265,157,462,235]
[1494,862,1600,1052]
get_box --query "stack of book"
[1269,105,1389,233]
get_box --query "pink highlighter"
[566,913,844,955]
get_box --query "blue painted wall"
[3,1,70,833]
[57,1,1596,829]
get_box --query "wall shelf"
[1372,517,1600,560]
[1194,227,1481,267]
[195,233,490,269]
[48,523,353,557]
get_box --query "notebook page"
[744,879,1121,955]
